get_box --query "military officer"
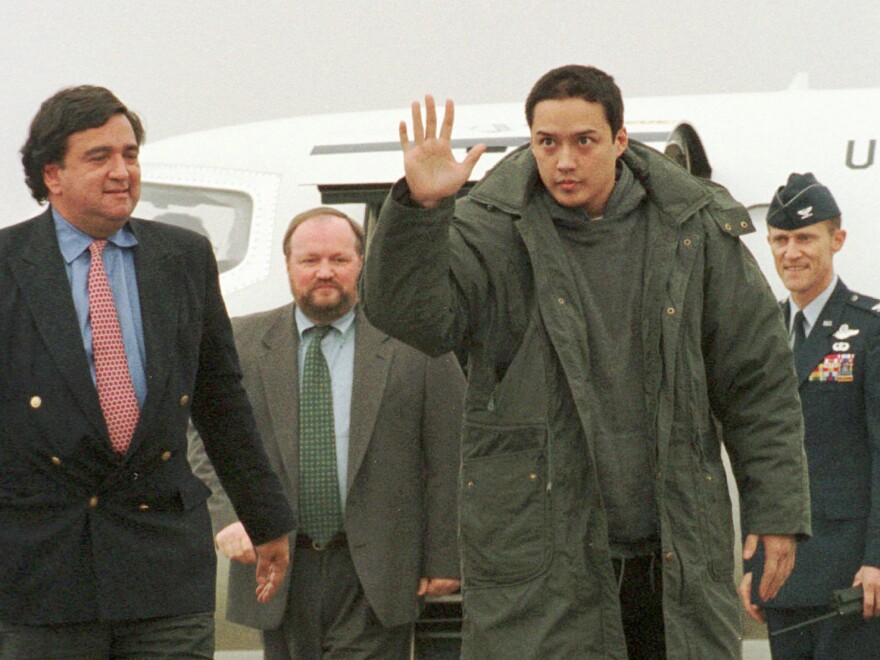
[740,172,880,658]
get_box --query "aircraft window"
[138,183,252,273]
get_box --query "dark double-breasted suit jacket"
[754,279,880,608]
[188,302,465,630]
[0,209,293,626]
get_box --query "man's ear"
[831,228,847,254]
[614,126,628,157]
[43,162,62,195]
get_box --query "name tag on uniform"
[809,353,855,382]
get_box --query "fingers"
[255,563,276,603]
[462,143,487,173]
[439,98,455,140]
[742,534,796,601]
[406,95,451,145]
[420,578,462,598]
[216,522,257,564]
[231,531,256,564]
[254,536,290,604]
[758,535,796,601]
[759,554,791,601]
[853,566,880,618]
[737,572,752,611]
[399,121,410,151]
[758,552,779,602]
[237,543,257,564]
[423,95,437,140]
[411,101,424,145]
[399,93,475,204]
[216,536,234,559]
[738,573,766,624]
[742,533,759,561]
[416,578,428,597]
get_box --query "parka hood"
[467,143,538,215]
[467,139,738,227]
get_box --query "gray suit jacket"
[189,302,464,629]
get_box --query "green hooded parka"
[362,141,810,659]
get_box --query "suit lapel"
[8,211,105,431]
[796,281,847,386]
[346,310,392,497]
[257,305,301,488]
[126,221,181,456]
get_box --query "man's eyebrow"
[83,146,112,157]
[534,128,600,136]
[83,144,139,157]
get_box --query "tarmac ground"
[215,640,772,659]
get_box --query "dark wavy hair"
[21,85,145,203]
[525,65,624,135]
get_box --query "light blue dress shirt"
[788,274,838,343]
[53,208,147,408]
[296,306,356,508]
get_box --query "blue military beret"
[767,172,841,230]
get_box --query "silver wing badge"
[832,324,860,340]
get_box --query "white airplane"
[137,82,879,318]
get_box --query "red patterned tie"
[88,240,140,453]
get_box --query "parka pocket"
[460,438,551,588]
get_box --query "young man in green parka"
[361,65,811,659]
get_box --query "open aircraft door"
[311,119,713,247]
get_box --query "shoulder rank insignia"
[832,324,860,340]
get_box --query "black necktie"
[792,310,806,354]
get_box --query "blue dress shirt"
[53,208,147,408]
[788,274,838,342]
[296,306,356,508]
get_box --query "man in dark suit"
[189,207,465,658]
[0,86,294,658]
[739,173,880,657]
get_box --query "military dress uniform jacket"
[362,142,811,659]
[188,303,464,630]
[0,210,294,625]
[751,280,880,608]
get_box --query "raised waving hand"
[400,95,486,208]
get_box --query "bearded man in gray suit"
[189,207,464,658]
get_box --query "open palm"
[400,95,486,207]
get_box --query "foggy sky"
[2,0,877,221]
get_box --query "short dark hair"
[282,207,365,259]
[525,65,624,135]
[21,85,145,203]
